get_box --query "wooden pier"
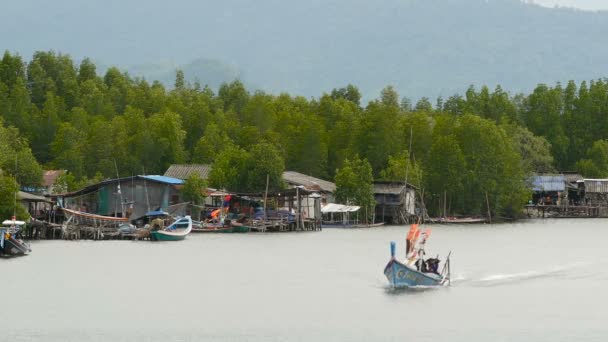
[525,204,606,218]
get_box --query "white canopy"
[321,203,360,213]
[2,220,26,226]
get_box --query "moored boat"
[1,218,31,257]
[149,216,192,241]
[322,222,385,229]
[192,221,250,233]
[383,224,450,288]
[426,216,486,224]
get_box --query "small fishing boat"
[426,216,486,224]
[322,222,385,228]
[383,224,450,288]
[1,218,31,257]
[149,216,192,241]
[192,221,250,233]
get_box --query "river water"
[2,219,607,341]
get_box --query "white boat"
[1,218,31,257]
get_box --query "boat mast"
[114,159,124,218]
[404,126,413,224]
[143,167,151,212]
[13,155,18,220]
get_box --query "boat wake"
[461,262,599,287]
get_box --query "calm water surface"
[2,219,607,341]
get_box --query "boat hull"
[322,222,385,229]
[192,226,249,233]
[0,237,31,256]
[149,216,192,241]
[384,259,444,287]
[149,231,187,241]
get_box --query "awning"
[18,191,52,203]
[2,220,26,226]
[321,203,360,213]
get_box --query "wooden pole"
[296,186,300,230]
[263,174,269,222]
[443,190,447,218]
[485,191,492,224]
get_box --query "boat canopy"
[144,210,170,217]
[321,203,360,213]
[2,220,26,226]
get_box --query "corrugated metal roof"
[583,179,608,193]
[282,171,336,193]
[530,175,565,192]
[321,203,360,213]
[140,175,184,185]
[562,172,583,184]
[164,164,212,180]
[18,191,51,202]
[373,181,414,195]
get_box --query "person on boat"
[425,258,441,275]
[415,257,427,272]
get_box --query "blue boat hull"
[384,259,444,287]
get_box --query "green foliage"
[174,69,186,90]
[501,121,554,174]
[207,145,251,192]
[0,174,29,220]
[379,151,423,188]
[334,156,375,223]
[247,142,286,192]
[182,173,207,205]
[4,50,608,218]
[453,115,529,217]
[193,123,233,164]
[424,134,467,216]
[330,84,361,106]
[52,172,105,193]
[208,142,285,192]
[576,140,608,178]
[0,121,43,187]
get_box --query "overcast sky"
[531,0,608,10]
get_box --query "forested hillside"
[2,51,608,218]
[2,0,608,99]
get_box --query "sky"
[531,0,608,10]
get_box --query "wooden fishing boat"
[426,216,486,224]
[322,222,385,228]
[191,221,250,233]
[1,218,31,257]
[149,216,192,241]
[61,207,129,223]
[383,224,450,288]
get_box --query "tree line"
[2,50,608,219]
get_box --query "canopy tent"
[321,203,360,213]
[2,219,26,226]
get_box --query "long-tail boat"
[1,218,31,257]
[384,224,451,288]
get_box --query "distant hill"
[125,58,244,91]
[2,0,608,100]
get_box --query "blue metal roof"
[530,175,565,192]
[139,175,184,185]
